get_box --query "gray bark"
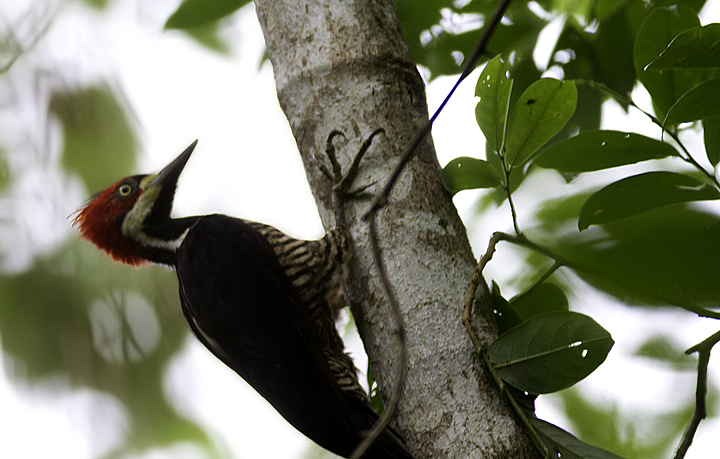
[254,1,538,457]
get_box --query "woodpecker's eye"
[116,181,135,198]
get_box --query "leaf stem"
[502,165,522,236]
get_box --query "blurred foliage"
[534,201,720,315]
[634,335,697,370]
[82,0,112,10]
[51,85,138,193]
[0,4,225,457]
[164,0,252,53]
[0,239,215,456]
[0,148,9,192]
[558,388,692,459]
[559,369,720,459]
[165,0,251,30]
[181,21,233,54]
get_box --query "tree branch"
[674,330,720,459]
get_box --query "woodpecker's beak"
[151,139,198,189]
[139,140,198,226]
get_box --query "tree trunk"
[254,1,538,457]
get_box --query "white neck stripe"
[137,227,190,252]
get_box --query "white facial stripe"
[121,174,159,238]
[119,173,189,252]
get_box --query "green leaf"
[511,283,569,320]
[490,281,524,335]
[647,23,720,69]
[164,0,249,30]
[506,384,537,413]
[634,5,706,119]
[528,417,627,459]
[475,55,513,153]
[534,130,678,172]
[578,171,720,230]
[664,77,720,125]
[505,79,577,166]
[487,311,614,394]
[441,157,502,194]
[558,388,692,459]
[703,115,720,167]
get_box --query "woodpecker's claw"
[321,128,384,227]
[318,130,346,184]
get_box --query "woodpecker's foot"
[320,128,384,227]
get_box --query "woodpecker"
[73,138,412,459]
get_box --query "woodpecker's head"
[74,140,198,266]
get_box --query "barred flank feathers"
[248,222,370,406]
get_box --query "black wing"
[176,214,409,458]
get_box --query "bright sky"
[1,1,720,458]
